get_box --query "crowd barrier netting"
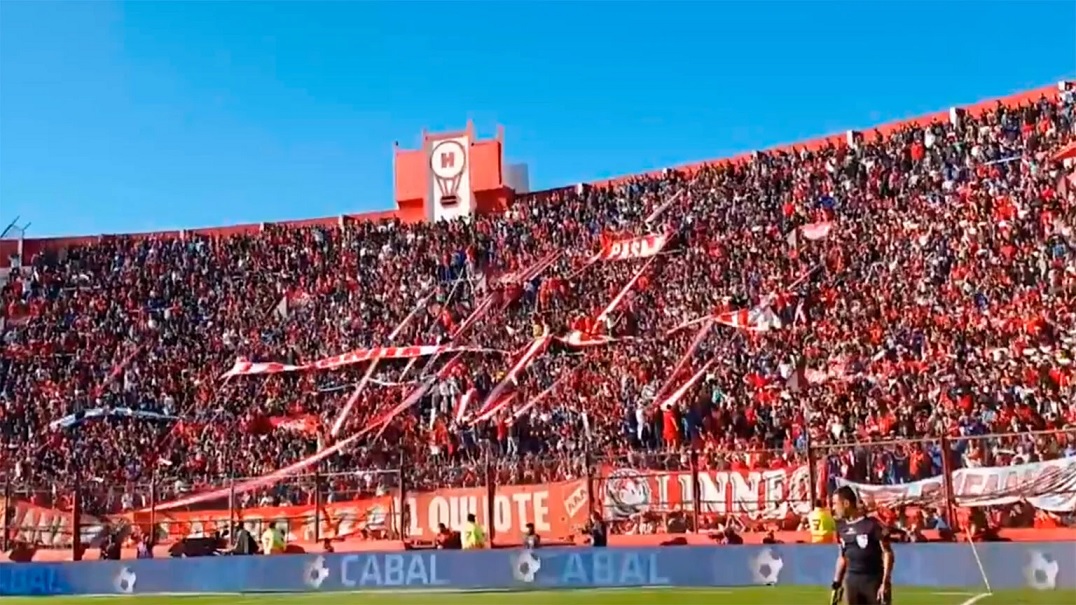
[1,479,90,550]
[822,430,1076,532]
[2,429,1072,556]
[129,469,405,546]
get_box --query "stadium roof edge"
[8,82,1068,244]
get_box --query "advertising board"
[1,542,1072,596]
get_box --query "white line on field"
[933,592,977,596]
[958,593,993,605]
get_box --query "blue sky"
[1,2,1073,237]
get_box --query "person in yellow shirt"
[261,524,286,554]
[808,500,837,544]
[461,514,486,549]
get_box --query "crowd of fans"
[2,89,1075,538]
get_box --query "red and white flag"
[655,359,716,411]
[713,305,782,332]
[472,335,552,423]
[373,353,466,439]
[453,388,478,424]
[329,293,433,437]
[271,289,314,320]
[597,232,669,261]
[557,330,628,348]
[472,392,517,424]
[644,190,683,225]
[220,344,502,379]
[269,414,320,436]
[801,221,834,241]
[653,320,714,405]
[511,365,577,420]
[597,255,658,322]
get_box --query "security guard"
[462,513,486,549]
[808,499,837,544]
[831,486,894,605]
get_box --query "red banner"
[268,414,319,436]
[136,465,816,544]
[0,499,107,548]
[133,479,591,545]
[598,233,668,261]
[557,330,633,348]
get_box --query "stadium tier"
[2,83,1075,558]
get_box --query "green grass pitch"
[4,587,1076,605]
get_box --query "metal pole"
[805,428,819,507]
[484,448,495,547]
[68,423,83,561]
[314,465,322,543]
[0,216,20,240]
[2,476,10,552]
[584,444,595,516]
[939,436,959,534]
[227,460,237,539]
[689,447,701,532]
[71,473,83,561]
[398,448,408,543]
[149,475,157,548]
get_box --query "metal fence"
[2,428,1073,558]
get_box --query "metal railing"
[2,428,1073,558]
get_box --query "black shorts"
[844,573,884,605]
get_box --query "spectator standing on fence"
[435,523,462,549]
[99,531,121,561]
[462,513,486,549]
[135,536,154,559]
[586,512,607,547]
[522,522,540,549]
[261,524,284,555]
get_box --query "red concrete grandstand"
[2,83,1076,560]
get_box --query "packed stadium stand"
[2,82,1075,557]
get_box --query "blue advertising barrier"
[1,542,1073,596]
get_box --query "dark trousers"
[844,573,884,605]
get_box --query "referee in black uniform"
[831,486,894,605]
